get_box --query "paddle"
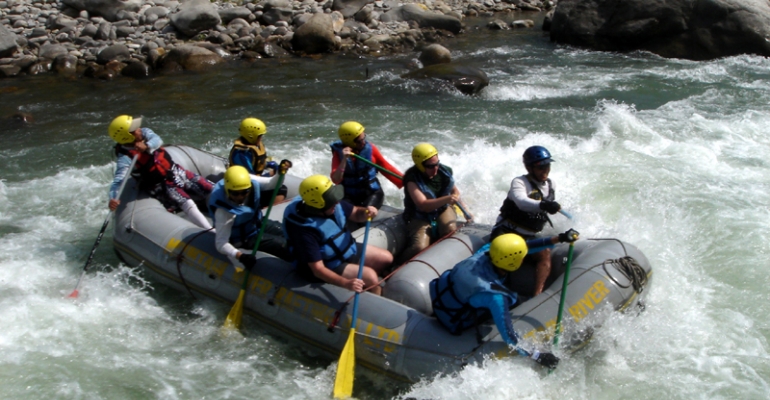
[68,155,139,299]
[222,169,286,332]
[333,216,372,399]
[350,153,403,180]
[456,200,473,222]
[552,239,576,347]
[559,209,573,219]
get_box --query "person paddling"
[283,175,392,295]
[208,165,292,272]
[107,115,213,229]
[228,118,290,207]
[398,143,470,264]
[330,121,403,209]
[492,145,561,297]
[429,233,577,369]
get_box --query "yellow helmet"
[338,121,365,147]
[489,234,528,272]
[109,115,141,144]
[223,165,253,196]
[239,118,267,144]
[412,142,439,172]
[299,174,344,210]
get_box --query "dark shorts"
[344,180,385,209]
[149,164,213,212]
[259,185,288,208]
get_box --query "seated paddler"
[208,165,292,272]
[429,232,579,369]
[330,121,403,209]
[283,175,392,295]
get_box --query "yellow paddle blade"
[454,204,462,217]
[333,328,357,399]
[222,289,246,332]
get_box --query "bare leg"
[396,218,432,265]
[341,263,382,295]
[533,248,552,296]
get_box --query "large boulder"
[0,25,19,57]
[291,13,338,54]
[60,0,142,22]
[381,4,462,34]
[419,43,451,66]
[170,0,221,37]
[401,64,489,95]
[332,0,374,18]
[157,44,224,72]
[550,0,770,60]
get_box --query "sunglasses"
[230,189,250,197]
[423,162,440,169]
[533,163,551,170]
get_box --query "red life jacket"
[115,145,175,187]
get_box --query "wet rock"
[333,0,374,18]
[0,64,21,77]
[261,0,293,25]
[510,19,534,29]
[487,19,509,30]
[418,43,451,66]
[219,7,252,25]
[157,44,224,72]
[121,60,151,78]
[28,59,52,75]
[54,54,78,75]
[401,63,489,95]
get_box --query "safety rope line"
[602,256,647,293]
[174,227,215,300]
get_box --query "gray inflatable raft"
[112,145,654,382]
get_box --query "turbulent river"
[1,16,769,399]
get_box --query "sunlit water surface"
[1,17,769,399]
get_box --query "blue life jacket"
[430,252,517,335]
[208,179,262,245]
[283,197,357,270]
[403,164,454,222]
[330,140,381,197]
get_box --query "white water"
[1,28,769,399]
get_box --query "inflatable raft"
[112,145,653,382]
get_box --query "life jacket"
[208,179,262,245]
[283,197,357,270]
[497,176,554,233]
[430,252,517,335]
[115,144,174,188]
[330,140,381,197]
[229,137,267,175]
[403,165,454,221]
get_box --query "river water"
[1,16,769,399]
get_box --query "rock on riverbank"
[0,0,554,79]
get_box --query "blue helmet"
[523,146,553,166]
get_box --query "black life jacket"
[498,176,554,232]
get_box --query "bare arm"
[308,261,363,292]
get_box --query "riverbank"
[0,0,553,80]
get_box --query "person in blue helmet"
[491,145,561,297]
[208,165,292,272]
[430,232,578,369]
[330,121,403,209]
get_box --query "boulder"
[0,25,18,58]
[550,0,770,60]
[401,63,489,95]
[54,54,78,75]
[157,44,224,72]
[97,43,131,64]
[169,0,221,37]
[38,44,69,60]
[60,0,142,22]
[332,0,374,18]
[121,61,151,78]
[381,4,462,34]
[261,0,293,25]
[419,43,451,66]
[219,6,252,24]
[291,12,337,54]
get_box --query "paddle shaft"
[350,153,403,180]
[238,171,286,291]
[350,217,372,330]
[553,242,575,346]
[69,155,139,297]
[559,209,573,219]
